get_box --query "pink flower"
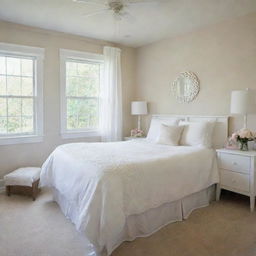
[231,132,238,141]
[130,128,144,137]
[238,129,254,139]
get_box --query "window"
[60,49,103,138]
[0,43,44,145]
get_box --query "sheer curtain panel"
[100,46,122,142]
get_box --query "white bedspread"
[40,140,219,255]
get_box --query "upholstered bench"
[4,167,41,201]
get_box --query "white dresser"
[216,149,256,211]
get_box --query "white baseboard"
[0,179,4,193]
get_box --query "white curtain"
[100,46,122,142]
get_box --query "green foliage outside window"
[0,56,34,134]
[66,61,100,130]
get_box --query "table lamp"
[131,101,148,130]
[230,89,256,129]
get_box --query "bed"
[40,115,228,256]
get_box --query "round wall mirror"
[171,71,200,103]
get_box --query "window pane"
[76,77,87,97]
[67,98,78,116]
[0,52,38,138]
[66,62,77,76]
[77,99,87,116]
[77,116,98,129]
[66,73,99,97]
[7,76,21,96]
[0,98,7,116]
[0,117,7,133]
[77,62,100,77]
[66,77,78,97]
[8,116,21,133]
[22,116,33,133]
[22,98,33,116]
[0,75,6,95]
[67,115,77,130]
[8,98,21,117]
[22,77,33,96]
[77,77,99,97]
[84,77,99,97]
[89,63,100,77]
[66,62,100,97]
[65,59,101,131]
[21,59,33,76]
[0,57,6,75]
[83,99,98,128]
[67,98,98,129]
[6,57,21,76]
[77,63,89,76]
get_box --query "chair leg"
[6,186,11,196]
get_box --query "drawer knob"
[232,162,238,166]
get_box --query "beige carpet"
[1,189,256,256]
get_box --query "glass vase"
[239,141,248,151]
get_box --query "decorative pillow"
[156,124,184,146]
[147,118,180,141]
[179,121,216,148]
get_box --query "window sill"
[61,130,101,139]
[0,135,44,146]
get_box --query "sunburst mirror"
[171,71,200,103]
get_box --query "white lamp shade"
[131,101,148,115]
[230,90,256,114]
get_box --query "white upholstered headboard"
[151,115,229,149]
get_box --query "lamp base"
[243,114,247,129]
[137,115,141,131]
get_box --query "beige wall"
[1,12,256,178]
[135,12,256,135]
[0,21,136,178]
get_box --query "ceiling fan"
[73,0,161,20]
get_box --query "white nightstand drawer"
[220,169,250,192]
[219,153,250,174]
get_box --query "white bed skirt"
[52,184,216,256]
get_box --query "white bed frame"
[151,115,229,149]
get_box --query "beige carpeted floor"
[1,189,256,256]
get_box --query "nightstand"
[216,149,256,212]
[124,137,146,141]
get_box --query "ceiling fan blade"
[73,0,106,6]
[83,8,110,17]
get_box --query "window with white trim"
[0,43,44,145]
[60,49,103,138]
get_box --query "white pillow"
[179,121,216,148]
[147,118,180,141]
[156,124,184,146]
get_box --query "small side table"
[216,149,256,212]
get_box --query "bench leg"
[6,186,11,196]
[32,180,39,201]
[32,182,36,201]
[250,195,255,212]
[216,183,221,201]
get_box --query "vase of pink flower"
[231,129,255,151]
[131,128,144,138]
